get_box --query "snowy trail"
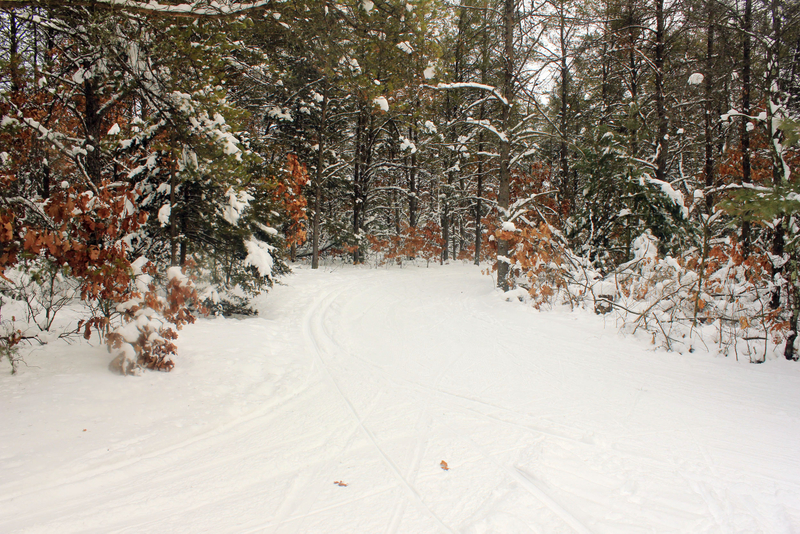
[1,263,800,533]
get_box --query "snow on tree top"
[688,73,704,86]
[373,96,389,112]
[244,238,275,278]
[396,41,414,54]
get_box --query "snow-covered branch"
[427,82,509,108]
[0,0,272,18]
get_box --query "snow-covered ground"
[2,263,800,533]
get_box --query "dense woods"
[1,0,798,371]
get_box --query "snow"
[221,188,253,226]
[628,231,659,262]
[423,66,436,79]
[688,73,704,86]
[1,264,799,533]
[645,174,688,218]
[166,265,187,283]
[373,96,389,112]
[72,68,88,85]
[362,0,374,12]
[267,106,292,122]
[157,203,171,227]
[396,41,414,54]
[466,117,508,142]
[399,136,417,154]
[107,123,120,135]
[95,1,273,17]
[256,222,279,236]
[244,237,275,278]
[434,82,509,107]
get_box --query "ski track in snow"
[1,263,800,533]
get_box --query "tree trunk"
[785,257,799,360]
[496,0,514,291]
[704,5,715,212]
[627,0,639,158]
[169,154,178,266]
[312,82,328,270]
[654,0,668,184]
[474,21,490,266]
[353,105,364,264]
[768,0,785,309]
[408,125,418,228]
[740,0,752,257]
[83,76,103,185]
[558,0,570,207]
[9,13,20,92]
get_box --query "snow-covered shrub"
[605,232,699,350]
[496,222,574,309]
[106,258,201,375]
[589,233,790,360]
[199,283,258,316]
[0,259,80,338]
[1,260,83,374]
[504,225,791,361]
[195,231,282,316]
[0,298,23,374]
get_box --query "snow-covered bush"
[0,299,23,374]
[0,259,80,339]
[496,222,574,309]
[504,226,791,361]
[106,258,201,375]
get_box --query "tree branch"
[0,0,271,18]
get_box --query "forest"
[1,0,799,373]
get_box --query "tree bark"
[353,104,364,264]
[768,0,785,309]
[654,0,668,184]
[740,0,752,257]
[496,0,514,291]
[312,82,328,270]
[558,0,570,207]
[704,5,715,212]
[475,123,485,265]
[169,154,177,266]
[408,125,418,228]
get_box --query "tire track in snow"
[261,389,388,534]
[0,370,319,506]
[439,418,595,534]
[268,484,397,531]
[317,270,598,532]
[323,336,592,447]
[321,277,441,534]
[302,281,455,534]
[384,337,466,534]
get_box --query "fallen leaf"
[440,460,449,471]
[334,481,347,487]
